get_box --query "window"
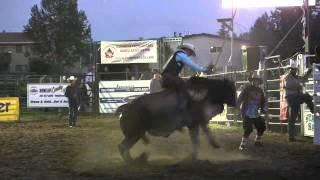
[16,45,22,53]
[210,46,223,53]
[15,65,28,72]
[15,65,23,72]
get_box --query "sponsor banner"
[0,97,20,121]
[99,80,150,113]
[100,40,158,64]
[303,108,314,137]
[27,83,69,108]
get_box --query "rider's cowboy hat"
[248,72,262,84]
[177,43,196,56]
[67,76,77,81]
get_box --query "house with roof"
[0,32,36,73]
[182,33,250,73]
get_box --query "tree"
[24,0,92,74]
[217,24,230,38]
[247,7,320,58]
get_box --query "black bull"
[117,77,236,162]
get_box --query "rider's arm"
[176,52,205,72]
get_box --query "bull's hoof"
[182,154,198,163]
[212,143,220,148]
[129,152,149,165]
[141,135,150,145]
[118,144,132,163]
[210,141,220,148]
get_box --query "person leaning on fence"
[65,76,81,128]
[237,72,267,150]
[150,70,162,93]
[284,59,314,142]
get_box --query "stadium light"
[222,0,316,8]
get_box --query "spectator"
[65,76,81,127]
[150,70,162,93]
[85,65,95,89]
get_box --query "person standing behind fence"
[150,70,162,93]
[65,76,81,127]
[237,72,267,150]
[284,59,313,142]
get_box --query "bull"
[117,76,236,163]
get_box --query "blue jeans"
[68,103,79,126]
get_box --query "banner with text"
[27,83,69,108]
[100,40,158,64]
[99,80,150,113]
[0,97,20,121]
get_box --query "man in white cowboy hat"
[65,76,81,127]
[237,71,267,150]
[284,59,313,142]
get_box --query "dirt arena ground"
[1,115,320,180]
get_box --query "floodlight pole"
[228,6,236,73]
[217,5,236,73]
[303,0,310,53]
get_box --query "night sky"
[0,0,273,40]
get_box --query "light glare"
[222,0,316,8]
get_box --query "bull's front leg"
[188,125,200,161]
[201,123,220,148]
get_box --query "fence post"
[263,57,270,131]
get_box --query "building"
[0,31,250,75]
[0,32,36,73]
[182,33,250,73]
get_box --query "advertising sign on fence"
[303,109,314,137]
[99,80,150,113]
[100,40,158,64]
[27,83,69,108]
[0,97,20,121]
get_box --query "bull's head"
[186,77,237,107]
[223,79,236,107]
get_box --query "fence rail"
[208,55,294,133]
[0,58,296,133]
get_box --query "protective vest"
[162,50,185,76]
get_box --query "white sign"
[303,110,314,137]
[27,83,69,108]
[99,80,150,113]
[100,40,158,64]
[222,0,316,8]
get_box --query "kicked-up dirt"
[0,116,320,180]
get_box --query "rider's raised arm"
[176,52,205,72]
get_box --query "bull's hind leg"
[118,136,140,163]
[141,134,150,145]
[201,123,220,148]
[189,126,200,161]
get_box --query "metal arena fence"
[207,55,295,133]
[0,56,297,133]
[0,73,95,121]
